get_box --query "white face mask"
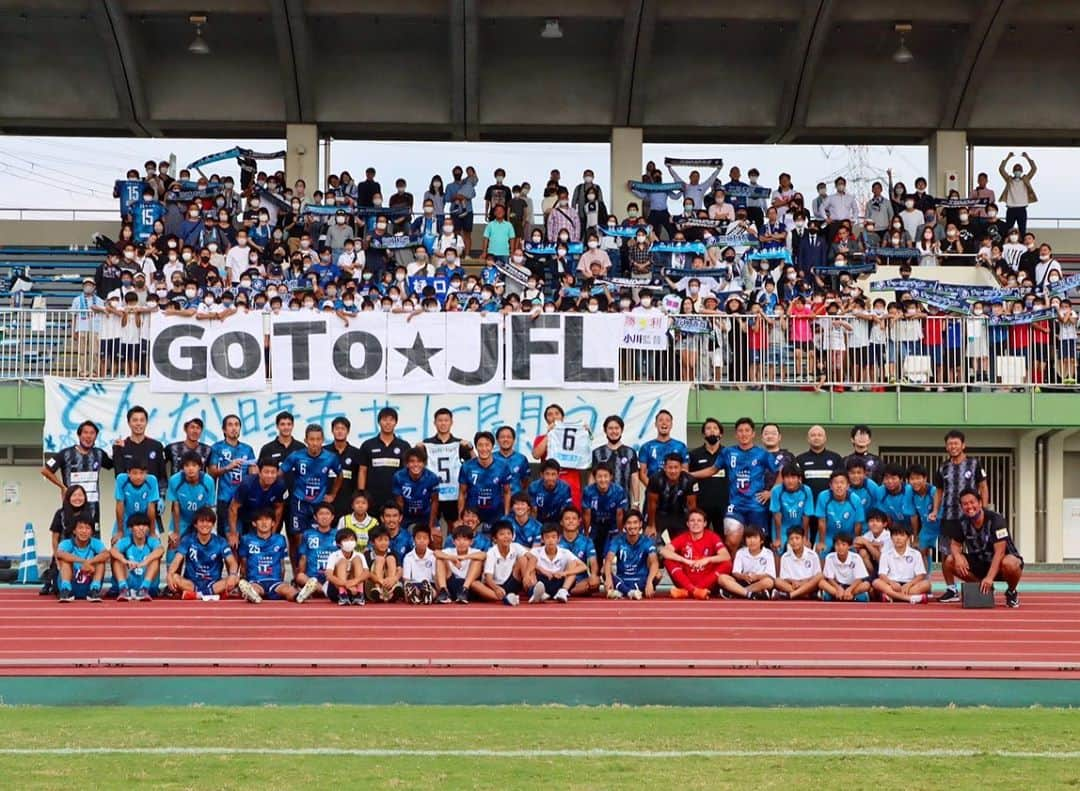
[587,240,599,249]
[558,199,569,208]
[641,298,652,307]
[443,225,454,234]
[336,216,345,224]
[584,176,593,184]
[587,304,599,312]
[376,223,387,231]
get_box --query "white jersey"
[863,529,895,558]
[425,441,463,501]
[546,422,592,470]
[823,552,869,585]
[484,543,527,585]
[733,546,776,578]
[878,545,927,584]
[442,550,479,580]
[403,549,437,584]
[529,546,578,576]
[325,549,368,575]
[779,548,822,581]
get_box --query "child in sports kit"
[813,471,865,554]
[604,509,659,599]
[843,458,876,517]
[392,448,442,546]
[364,525,403,603]
[166,454,216,559]
[528,460,574,523]
[434,524,487,604]
[403,525,438,604]
[236,508,298,604]
[167,507,239,601]
[768,465,813,557]
[854,508,893,575]
[871,525,931,604]
[582,463,629,560]
[820,532,871,602]
[381,503,415,564]
[660,509,731,600]
[476,522,528,606]
[109,512,163,601]
[525,523,587,603]
[774,526,823,599]
[868,464,916,532]
[56,517,110,603]
[907,465,941,562]
[558,506,600,597]
[325,527,369,606]
[295,504,340,604]
[719,527,777,600]
[508,494,542,549]
[113,463,160,540]
[337,491,379,550]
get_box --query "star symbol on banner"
[395,332,443,376]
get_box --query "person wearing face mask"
[423,175,445,220]
[863,181,892,232]
[546,187,582,243]
[821,177,859,241]
[626,228,654,287]
[576,232,612,278]
[388,179,413,235]
[445,165,479,254]
[968,171,995,218]
[435,218,466,259]
[667,163,722,211]
[811,182,829,222]
[688,419,729,534]
[570,169,604,211]
[225,231,255,287]
[796,220,829,282]
[578,185,609,236]
[898,194,924,242]
[998,152,1038,236]
[1034,243,1061,289]
[977,202,1009,247]
[325,209,354,260]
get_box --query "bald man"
[795,426,845,545]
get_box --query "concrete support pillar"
[928,129,967,199]
[1015,430,1040,561]
[1045,430,1079,563]
[610,127,643,220]
[286,123,320,193]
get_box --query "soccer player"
[647,453,699,541]
[458,507,494,552]
[528,460,574,523]
[774,526,822,600]
[166,452,216,556]
[869,464,916,531]
[476,521,528,605]
[55,516,110,602]
[820,532,872,602]
[324,527,369,606]
[582,463,629,559]
[558,506,600,597]
[421,408,476,527]
[525,524,587,603]
[364,524,403,603]
[392,447,441,544]
[718,527,776,600]
[590,415,641,504]
[338,491,379,550]
[207,414,256,543]
[434,524,487,604]
[940,488,1023,607]
[604,510,659,599]
[113,462,159,541]
[457,431,512,528]
[908,464,941,565]
[236,508,297,604]
[403,524,438,604]
[843,457,876,517]
[854,508,893,574]
[813,471,865,554]
[166,417,212,475]
[531,403,586,506]
[688,418,728,533]
[769,465,813,557]
[279,424,343,570]
[508,493,542,549]
[167,507,239,600]
[111,406,168,504]
[637,409,689,484]
[660,509,731,600]
[42,419,113,531]
[357,407,411,513]
[228,460,287,537]
[495,425,531,496]
[872,525,931,604]
[381,502,414,563]
[295,503,340,604]
[109,512,163,601]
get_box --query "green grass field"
[1,706,1077,790]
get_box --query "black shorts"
[452,213,473,232]
[499,575,523,595]
[967,554,1023,581]
[439,500,460,525]
[940,518,963,543]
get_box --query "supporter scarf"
[599,225,652,238]
[672,316,714,334]
[812,262,875,276]
[650,242,707,255]
[525,242,584,255]
[707,233,758,248]
[598,277,652,290]
[188,147,285,170]
[664,157,724,167]
[628,180,681,193]
[301,204,354,216]
[721,184,772,200]
[165,185,223,203]
[677,218,725,230]
[664,267,730,279]
[904,286,1056,325]
[934,198,988,208]
[989,307,1057,326]
[868,247,920,259]
[494,260,530,286]
[255,188,291,213]
[369,234,416,250]
[561,287,582,298]
[744,249,791,263]
[355,205,412,219]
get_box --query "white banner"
[149,313,610,394]
[43,378,688,462]
[148,312,267,394]
[618,311,671,350]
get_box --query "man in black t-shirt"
[688,418,728,533]
[325,416,362,519]
[112,406,167,494]
[257,411,304,468]
[843,424,883,484]
[358,407,412,514]
[646,454,699,541]
[166,417,212,475]
[940,488,1023,608]
[795,425,844,539]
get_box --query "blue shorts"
[726,506,769,532]
[68,581,96,599]
[289,504,317,536]
[185,575,218,596]
[822,589,870,602]
[613,575,648,595]
[252,579,285,600]
[917,521,943,554]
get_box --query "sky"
[0,136,1077,226]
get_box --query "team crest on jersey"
[394,447,401,455]
[964,471,972,478]
[149,451,157,460]
[826,459,833,467]
[803,559,811,568]
[904,555,913,563]
[843,511,850,520]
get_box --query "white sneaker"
[627,589,643,600]
[296,578,320,604]
[909,594,927,605]
[504,593,520,607]
[607,588,623,599]
[554,589,569,603]
[529,581,546,604]
[237,579,262,604]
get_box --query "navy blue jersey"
[638,438,689,478]
[209,440,256,504]
[391,468,441,523]
[178,532,232,585]
[496,450,532,495]
[608,533,657,582]
[280,449,341,507]
[299,527,338,578]
[115,179,146,217]
[527,478,574,523]
[721,445,777,512]
[559,532,597,572]
[511,516,543,548]
[459,457,511,521]
[231,474,287,529]
[582,482,629,530]
[238,532,287,582]
[387,528,415,564]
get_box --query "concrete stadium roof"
[2,0,1079,144]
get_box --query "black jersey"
[591,444,639,495]
[795,449,845,498]
[113,436,168,489]
[166,440,212,474]
[43,446,113,523]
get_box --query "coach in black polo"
[358,407,411,514]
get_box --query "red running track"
[2,590,1079,678]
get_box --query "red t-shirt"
[669,529,726,561]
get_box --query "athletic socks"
[58,581,72,594]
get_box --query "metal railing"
[0,308,1077,390]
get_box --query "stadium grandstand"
[1,1,1079,786]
